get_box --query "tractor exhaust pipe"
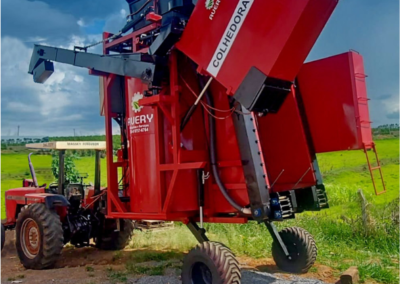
[28,153,38,187]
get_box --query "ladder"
[363,143,386,195]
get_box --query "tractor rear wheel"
[181,241,241,284]
[96,219,134,250]
[1,224,5,250]
[272,226,317,273]
[16,204,64,269]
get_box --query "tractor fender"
[24,193,69,210]
[44,195,70,210]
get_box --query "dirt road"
[1,230,337,284]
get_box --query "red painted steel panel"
[125,77,161,213]
[258,89,317,192]
[5,188,45,224]
[352,53,373,148]
[207,80,250,213]
[297,51,373,153]
[177,0,338,94]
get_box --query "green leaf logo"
[205,0,214,10]
[131,92,144,113]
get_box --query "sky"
[1,0,399,137]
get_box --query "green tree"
[51,153,80,183]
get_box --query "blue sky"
[1,0,399,136]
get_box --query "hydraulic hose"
[201,77,251,215]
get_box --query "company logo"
[205,0,214,10]
[131,92,144,113]
[208,0,221,20]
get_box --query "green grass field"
[1,139,399,283]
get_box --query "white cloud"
[74,75,84,83]
[26,36,47,43]
[1,36,103,136]
[77,19,86,27]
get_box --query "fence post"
[357,189,370,231]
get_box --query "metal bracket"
[264,221,290,258]
[232,106,270,221]
[187,221,209,243]
[202,171,210,184]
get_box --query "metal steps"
[363,143,386,195]
[316,188,329,209]
[279,195,294,219]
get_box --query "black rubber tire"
[181,241,241,284]
[1,224,5,251]
[16,204,64,269]
[272,226,317,274]
[96,219,134,250]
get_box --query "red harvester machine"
[2,0,384,282]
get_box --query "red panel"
[352,53,373,148]
[5,188,45,224]
[207,80,250,213]
[297,51,373,153]
[125,78,161,213]
[177,0,338,94]
[258,89,316,192]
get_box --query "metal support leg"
[187,221,209,243]
[264,221,290,258]
[58,150,65,195]
[94,150,101,196]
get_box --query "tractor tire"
[16,203,64,269]
[1,224,5,251]
[96,219,134,250]
[272,226,317,274]
[181,241,241,284]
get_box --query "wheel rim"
[20,218,40,259]
[191,262,212,284]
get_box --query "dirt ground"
[1,230,341,284]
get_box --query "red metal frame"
[297,51,373,153]
[92,0,380,223]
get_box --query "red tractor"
[9,0,382,283]
[2,142,134,269]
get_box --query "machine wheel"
[16,204,64,269]
[181,241,241,284]
[1,224,5,250]
[272,227,317,273]
[96,219,134,250]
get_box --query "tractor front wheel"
[16,204,64,269]
[272,226,317,273]
[96,219,134,250]
[182,241,241,284]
